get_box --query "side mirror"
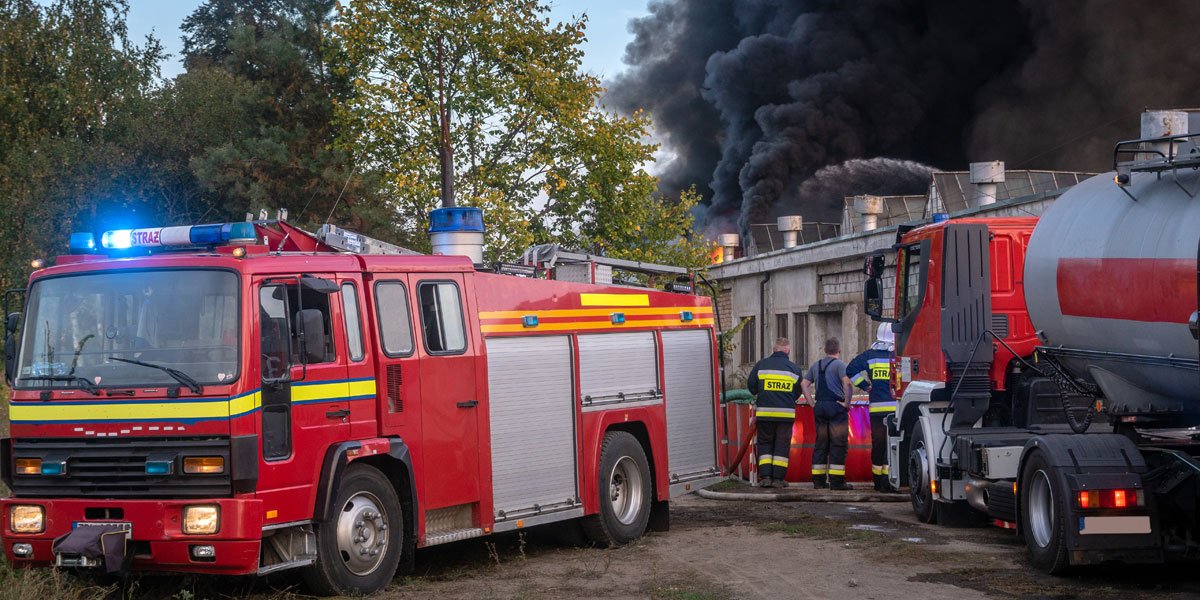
[301,275,339,294]
[295,309,328,364]
[862,254,885,277]
[864,277,884,320]
[4,312,18,386]
[5,312,18,334]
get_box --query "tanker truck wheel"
[907,424,936,524]
[582,431,652,547]
[304,464,404,596]
[1019,451,1070,573]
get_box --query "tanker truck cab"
[863,212,1173,572]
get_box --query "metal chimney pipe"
[969,161,1005,207]
[853,195,883,232]
[718,233,740,262]
[776,216,803,248]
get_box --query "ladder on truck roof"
[518,243,691,287]
[252,218,422,255]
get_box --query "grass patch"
[647,578,734,600]
[707,479,743,492]
[0,560,109,600]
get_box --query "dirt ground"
[313,481,1200,600]
[18,479,1200,600]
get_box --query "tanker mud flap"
[1021,434,1163,566]
[52,523,133,574]
[313,438,418,572]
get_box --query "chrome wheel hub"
[609,456,644,526]
[336,491,389,575]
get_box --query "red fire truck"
[0,215,723,594]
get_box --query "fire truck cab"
[0,218,723,595]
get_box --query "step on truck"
[863,113,1200,572]
[0,208,724,595]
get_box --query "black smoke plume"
[609,0,1200,235]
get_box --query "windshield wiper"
[24,375,101,396]
[108,357,203,394]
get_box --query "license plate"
[1078,516,1151,535]
[72,521,132,535]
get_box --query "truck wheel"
[908,423,936,523]
[1020,451,1069,573]
[304,464,403,596]
[582,431,653,547]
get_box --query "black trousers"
[756,419,793,481]
[812,401,849,481]
[870,413,890,489]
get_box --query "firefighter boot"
[758,477,773,488]
[811,475,828,489]
[873,474,886,492]
[829,475,854,491]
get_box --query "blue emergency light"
[68,233,96,254]
[100,222,257,250]
[679,310,694,322]
[610,312,626,325]
[522,315,539,328]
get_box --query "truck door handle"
[326,408,350,419]
[456,400,478,409]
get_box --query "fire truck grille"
[10,437,232,499]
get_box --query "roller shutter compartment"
[577,332,660,410]
[486,336,578,520]
[662,329,718,481]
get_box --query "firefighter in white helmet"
[846,323,898,492]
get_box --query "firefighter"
[746,337,804,488]
[801,337,855,490]
[847,324,897,492]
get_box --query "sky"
[121,0,649,81]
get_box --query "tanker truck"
[862,111,1200,572]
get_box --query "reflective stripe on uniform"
[828,464,846,476]
[759,454,788,467]
[867,357,890,380]
[850,372,868,385]
[869,401,898,413]
[756,407,796,419]
[811,464,828,475]
[871,464,890,475]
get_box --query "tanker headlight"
[10,505,44,534]
[183,505,220,535]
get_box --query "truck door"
[255,275,350,524]
[337,275,377,438]
[414,274,481,510]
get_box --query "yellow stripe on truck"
[579,293,649,307]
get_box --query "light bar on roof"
[100,222,257,249]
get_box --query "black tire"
[303,464,404,596]
[908,423,936,524]
[582,431,653,547]
[1020,451,1070,574]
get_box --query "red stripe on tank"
[1056,257,1195,323]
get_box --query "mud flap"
[648,499,670,533]
[52,524,133,573]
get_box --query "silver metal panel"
[486,336,578,519]
[669,475,724,498]
[577,332,659,403]
[492,508,585,533]
[661,329,718,480]
[981,446,1022,479]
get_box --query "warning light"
[1078,491,1091,508]
[1113,490,1126,508]
[100,222,258,249]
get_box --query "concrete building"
[710,164,1093,386]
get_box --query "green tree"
[175,0,387,238]
[330,0,712,266]
[0,0,163,292]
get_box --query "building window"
[793,313,807,365]
[776,314,788,349]
[741,316,756,365]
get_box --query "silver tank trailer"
[1024,170,1200,414]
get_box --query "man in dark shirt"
[801,337,854,490]
[747,338,804,488]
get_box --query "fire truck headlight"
[183,505,220,535]
[10,505,44,534]
[15,458,41,475]
[183,457,225,474]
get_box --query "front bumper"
[0,497,263,575]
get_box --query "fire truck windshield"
[15,269,240,391]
